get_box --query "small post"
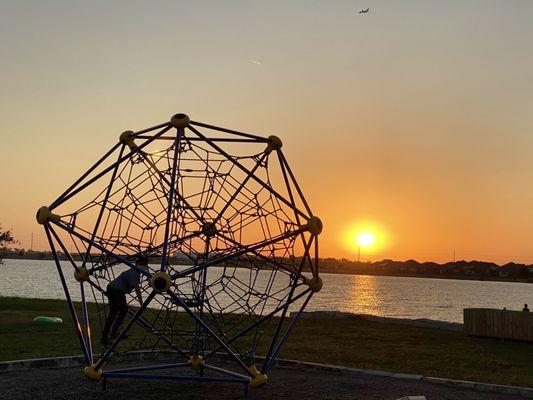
[243,382,249,399]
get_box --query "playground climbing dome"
[36,113,322,393]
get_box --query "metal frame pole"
[137,141,205,224]
[51,125,172,210]
[160,128,183,271]
[211,152,268,226]
[49,142,121,210]
[132,122,171,137]
[44,225,90,364]
[278,151,313,217]
[75,276,189,359]
[94,291,156,370]
[49,219,150,277]
[173,227,305,279]
[189,120,269,141]
[261,235,314,374]
[81,145,126,268]
[136,136,263,143]
[263,291,314,372]
[168,292,255,378]
[79,282,93,364]
[187,125,309,220]
[215,231,307,284]
[202,288,312,360]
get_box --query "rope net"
[42,116,321,377]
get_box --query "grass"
[1,296,533,387]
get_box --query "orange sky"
[1,1,533,263]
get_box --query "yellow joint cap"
[84,365,103,381]
[74,266,90,282]
[265,135,283,154]
[150,271,172,293]
[304,276,323,293]
[248,365,267,389]
[170,113,190,129]
[304,216,323,235]
[119,130,137,149]
[36,206,60,225]
[188,355,203,371]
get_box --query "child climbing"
[101,255,148,346]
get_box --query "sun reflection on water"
[345,275,382,315]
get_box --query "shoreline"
[318,269,532,284]
[1,294,464,326]
[291,310,464,331]
[3,257,532,285]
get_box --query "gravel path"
[0,362,526,400]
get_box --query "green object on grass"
[33,316,63,326]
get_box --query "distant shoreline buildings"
[2,247,533,284]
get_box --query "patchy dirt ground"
[0,363,525,400]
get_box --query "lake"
[1,259,532,323]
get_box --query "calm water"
[1,259,532,323]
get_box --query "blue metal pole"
[102,372,248,384]
[202,288,312,360]
[49,142,121,210]
[189,120,269,141]
[201,363,251,380]
[51,125,172,209]
[106,362,189,374]
[49,219,150,277]
[49,229,102,359]
[130,311,190,359]
[132,122,170,137]
[48,226,110,330]
[261,236,314,374]
[47,225,86,277]
[279,151,313,217]
[79,282,93,364]
[160,128,183,272]
[187,125,309,220]
[167,291,255,378]
[195,236,210,347]
[139,148,206,224]
[215,231,307,284]
[263,291,314,372]
[94,290,156,370]
[44,225,90,364]
[313,235,319,278]
[81,144,126,270]
[74,274,189,359]
[211,152,268,226]
[276,145,319,279]
[173,226,305,279]
[136,136,263,143]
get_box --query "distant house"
[499,262,529,279]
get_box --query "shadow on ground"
[0,363,524,400]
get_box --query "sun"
[356,231,375,248]
[341,222,388,259]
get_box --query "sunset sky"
[1,1,533,263]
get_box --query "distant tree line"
[2,237,532,283]
[0,226,16,264]
[317,257,533,281]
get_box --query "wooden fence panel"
[464,308,533,341]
